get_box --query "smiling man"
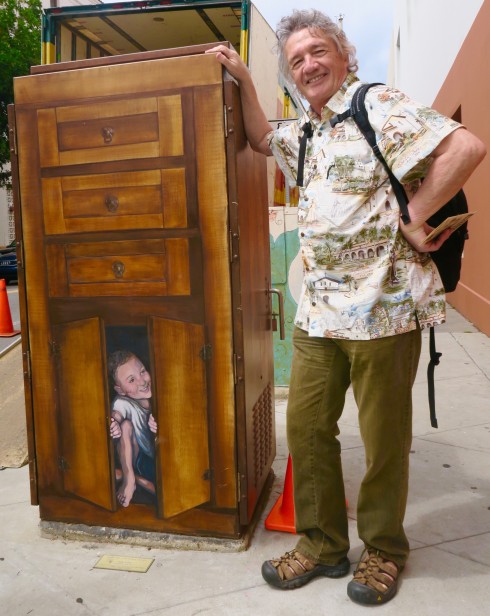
[208,8,485,606]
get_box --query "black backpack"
[296,82,470,428]
[340,83,469,295]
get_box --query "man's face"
[285,28,349,115]
[114,356,152,401]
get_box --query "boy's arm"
[148,414,157,434]
[110,410,123,439]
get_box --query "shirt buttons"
[318,131,322,137]
[311,302,317,306]
[300,232,305,237]
[304,196,309,202]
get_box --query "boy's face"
[114,356,152,401]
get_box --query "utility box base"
[40,470,274,553]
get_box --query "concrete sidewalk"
[1,305,489,615]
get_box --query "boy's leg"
[347,325,422,566]
[288,327,352,565]
[135,450,156,495]
[116,419,138,507]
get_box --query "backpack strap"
[427,327,442,428]
[296,121,314,187]
[332,81,443,428]
[331,83,411,225]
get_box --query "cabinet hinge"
[58,456,69,472]
[223,104,228,136]
[237,472,246,503]
[229,227,240,263]
[202,468,214,481]
[23,349,31,384]
[49,340,61,356]
[16,239,24,270]
[233,353,243,385]
[8,125,17,157]
[199,344,212,361]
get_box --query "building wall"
[431,1,490,335]
[390,0,490,336]
[389,0,484,104]
[248,4,281,206]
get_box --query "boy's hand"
[110,418,121,439]
[149,414,157,434]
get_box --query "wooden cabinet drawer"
[42,168,188,234]
[58,112,158,152]
[46,238,190,297]
[38,94,184,167]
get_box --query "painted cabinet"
[9,46,275,541]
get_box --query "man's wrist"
[399,209,424,233]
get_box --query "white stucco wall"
[388,0,484,105]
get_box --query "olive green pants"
[288,325,422,568]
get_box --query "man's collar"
[306,73,359,125]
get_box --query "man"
[208,9,486,606]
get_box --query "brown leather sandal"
[261,549,350,590]
[347,548,401,605]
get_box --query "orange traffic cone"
[265,453,349,534]
[265,454,296,533]
[0,278,20,337]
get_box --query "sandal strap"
[353,550,399,594]
[272,550,317,581]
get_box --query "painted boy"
[107,350,157,507]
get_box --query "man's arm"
[401,127,486,252]
[206,45,273,156]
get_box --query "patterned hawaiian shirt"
[268,73,462,340]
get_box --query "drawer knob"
[105,195,119,213]
[112,261,125,279]
[101,126,114,144]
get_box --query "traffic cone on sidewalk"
[265,454,296,533]
[0,278,20,337]
[264,453,349,534]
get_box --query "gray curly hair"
[276,9,359,80]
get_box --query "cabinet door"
[151,317,210,518]
[55,317,116,511]
[224,82,276,524]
